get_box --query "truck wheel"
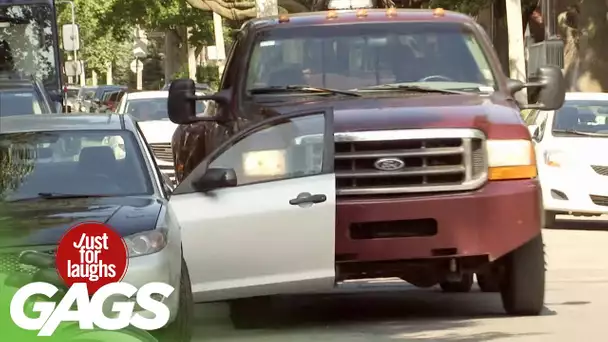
[229,296,275,329]
[544,211,556,228]
[476,272,500,292]
[500,234,545,315]
[152,257,194,342]
[439,273,473,292]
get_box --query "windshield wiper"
[358,84,467,94]
[250,85,360,97]
[552,129,608,137]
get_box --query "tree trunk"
[574,0,608,91]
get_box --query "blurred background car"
[527,92,608,227]
[116,90,207,184]
[0,74,55,116]
[63,85,80,113]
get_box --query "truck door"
[168,108,336,302]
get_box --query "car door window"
[525,110,539,125]
[535,111,549,141]
[208,114,326,186]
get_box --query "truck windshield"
[246,22,496,93]
[0,3,58,87]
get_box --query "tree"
[56,0,131,78]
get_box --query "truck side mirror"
[508,66,566,111]
[167,78,229,124]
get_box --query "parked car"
[90,85,128,113]
[163,82,211,93]
[0,113,193,341]
[527,92,608,227]
[116,90,207,184]
[0,74,55,116]
[166,8,565,327]
[76,86,97,112]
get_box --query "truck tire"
[544,211,556,228]
[229,296,275,329]
[439,273,474,292]
[476,272,500,292]
[500,234,545,315]
[152,257,194,342]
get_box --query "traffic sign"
[130,59,143,73]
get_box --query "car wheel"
[152,257,194,342]
[439,273,474,292]
[229,296,276,329]
[544,211,556,228]
[500,234,545,315]
[476,272,500,292]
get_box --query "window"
[551,100,608,135]
[246,22,496,92]
[208,114,326,186]
[0,130,153,201]
[0,89,44,116]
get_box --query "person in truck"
[163,9,566,328]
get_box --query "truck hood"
[139,120,178,144]
[260,93,527,139]
[0,196,162,248]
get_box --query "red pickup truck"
[165,8,565,328]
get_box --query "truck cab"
[166,8,565,327]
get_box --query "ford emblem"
[374,158,405,171]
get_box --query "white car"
[116,91,207,184]
[526,92,608,227]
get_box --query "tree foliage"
[56,0,131,74]
[99,0,215,49]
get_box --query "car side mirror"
[192,168,237,192]
[167,78,229,124]
[528,124,540,140]
[508,66,566,111]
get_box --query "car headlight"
[124,229,167,257]
[486,139,537,180]
[543,150,568,167]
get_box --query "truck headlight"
[543,150,568,167]
[124,229,167,257]
[487,139,537,180]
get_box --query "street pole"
[505,0,527,103]
[57,1,79,85]
[212,13,226,75]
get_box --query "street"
[193,216,608,341]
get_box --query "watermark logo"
[10,222,174,336]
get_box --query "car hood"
[542,136,608,165]
[139,120,178,144]
[259,93,528,139]
[0,196,163,248]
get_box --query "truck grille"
[334,129,487,196]
[591,165,608,176]
[149,143,173,163]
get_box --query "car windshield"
[0,4,58,87]
[552,100,608,135]
[0,89,44,116]
[0,130,153,201]
[125,97,206,121]
[246,22,496,93]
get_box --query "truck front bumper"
[336,179,542,263]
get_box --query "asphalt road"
[193,215,608,342]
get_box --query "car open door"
[169,108,335,302]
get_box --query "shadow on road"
[197,281,552,341]
[547,216,608,231]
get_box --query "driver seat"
[554,107,580,130]
[78,146,117,177]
